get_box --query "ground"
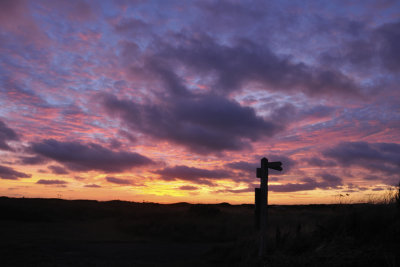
[0,197,399,266]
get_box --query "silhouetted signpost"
[255,157,282,259]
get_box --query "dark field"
[0,197,399,266]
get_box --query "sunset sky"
[1,0,399,204]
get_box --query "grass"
[0,186,399,266]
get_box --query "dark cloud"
[300,105,336,120]
[44,0,95,22]
[105,176,132,185]
[36,179,67,185]
[269,181,318,192]
[0,119,19,150]
[319,173,343,188]
[253,154,297,174]
[226,155,296,178]
[321,20,400,73]
[363,175,380,181]
[118,130,137,143]
[0,0,41,39]
[376,20,400,72]
[268,174,342,193]
[324,141,400,176]
[108,32,362,157]
[259,103,336,126]
[31,139,153,173]
[48,165,69,175]
[18,155,48,165]
[0,78,50,109]
[102,93,281,154]
[178,185,198,191]
[115,18,150,38]
[225,161,258,173]
[305,157,337,167]
[154,34,361,97]
[153,165,230,185]
[196,0,265,30]
[0,165,31,180]
[84,184,101,188]
[107,138,122,149]
[267,155,296,174]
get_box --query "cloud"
[30,139,153,173]
[267,155,297,174]
[225,155,296,181]
[36,179,68,185]
[269,181,318,192]
[114,18,150,38]
[224,187,255,194]
[218,172,342,193]
[153,165,230,185]
[318,173,343,188]
[363,175,380,181]
[324,141,400,176]
[321,20,400,73]
[48,165,69,175]
[305,157,337,167]
[102,93,282,154]
[0,0,40,37]
[152,34,361,97]
[44,0,95,22]
[84,184,101,188]
[268,174,342,192]
[105,176,132,185]
[225,161,258,173]
[18,155,48,165]
[0,119,19,150]
[0,165,31,180]
[376,20,400,72]
[178,185,198,191]
[300,105,336,120]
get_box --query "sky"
[0,0,399,204]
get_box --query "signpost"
[255,157,282,259]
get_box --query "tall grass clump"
[395,182,400,209]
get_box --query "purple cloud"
[269,182,318,192]
[150,34,361,97]
[324,141,400,176]
[0,165,31,180]
[306,157,337,167]
[30,139,153,173]
[18,155,48,165]
[178,185,198,191]
[105,176,132,185]
[84,184,101,188]
[322,20,400,73]
[268,174,342,193]
[226,155,295,176]
[0,119,19,150]
[102,93,282,154]
[48,165,69,175]
[319,173,343,188]
[153,165,230,185]
[225,161,258,173]
[36,179,67,185]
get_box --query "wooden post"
[256,157,282,260]
[258,157,268,259]
[255,188,260,229]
